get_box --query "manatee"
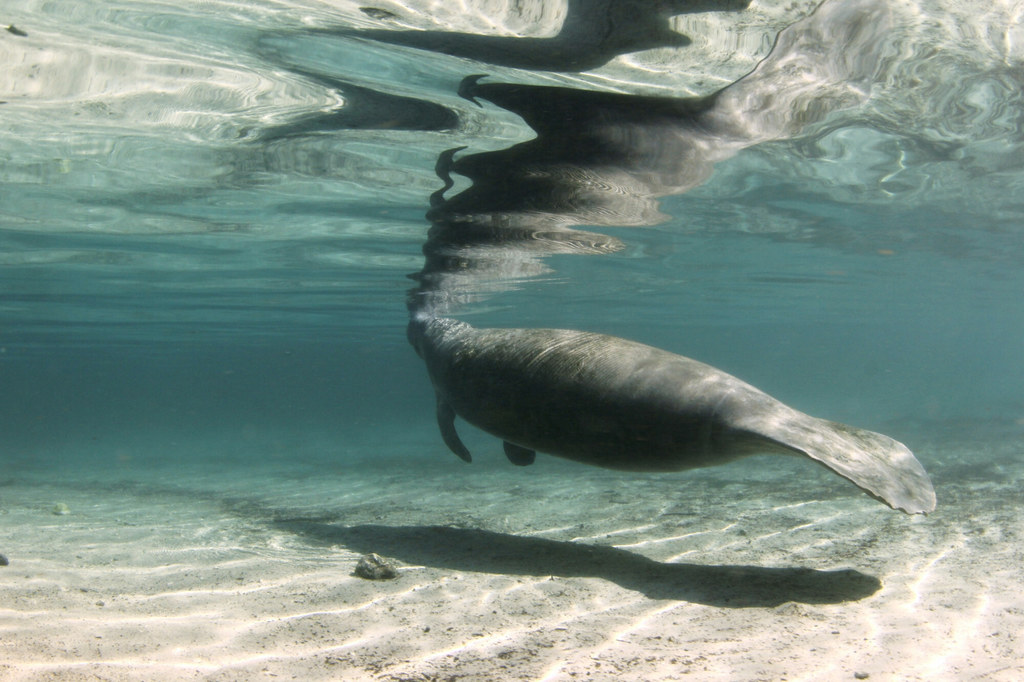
[408,315,936,514]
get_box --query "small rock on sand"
[354,553,398,580]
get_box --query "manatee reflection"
[411,0,894,315]
[351,0,752,73]
[258,75,458,140]
[254,42,459,138]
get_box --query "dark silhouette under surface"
[411,0,901,310]
[343,0,752,72]
[252,47,459,138]
[259,77,458,139]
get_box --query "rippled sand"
[2,432,1021,681]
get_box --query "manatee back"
[427,324,772,470]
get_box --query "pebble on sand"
[354,553,398,580]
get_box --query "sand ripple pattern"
[2,436,1022,681]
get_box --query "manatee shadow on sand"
[273,520,880,607]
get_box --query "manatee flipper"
[503,441,536,466]
[436,395,471,462]
[737,408,936,514]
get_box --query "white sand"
[1,431,1022,681]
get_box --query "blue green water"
[3,2,1024,679]
[2,0,1022,488]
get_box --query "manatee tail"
[740,409,936,514]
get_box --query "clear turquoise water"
[1,0,1022,488]
[3,3,1024,679]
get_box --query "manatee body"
[408,316,936,514]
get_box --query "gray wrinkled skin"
[409,316,936,515]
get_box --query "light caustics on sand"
[409,592,657,671]
[9,638,381,676]
[840,528,998,678]
[5,577,423,672]
[902,528,967,610]
[611,523,738,549]
[533,601,693,682]
[657,511,863,562]
[743,513,846,542]
[568,523,659,542]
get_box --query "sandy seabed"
[2,430,1022,682]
